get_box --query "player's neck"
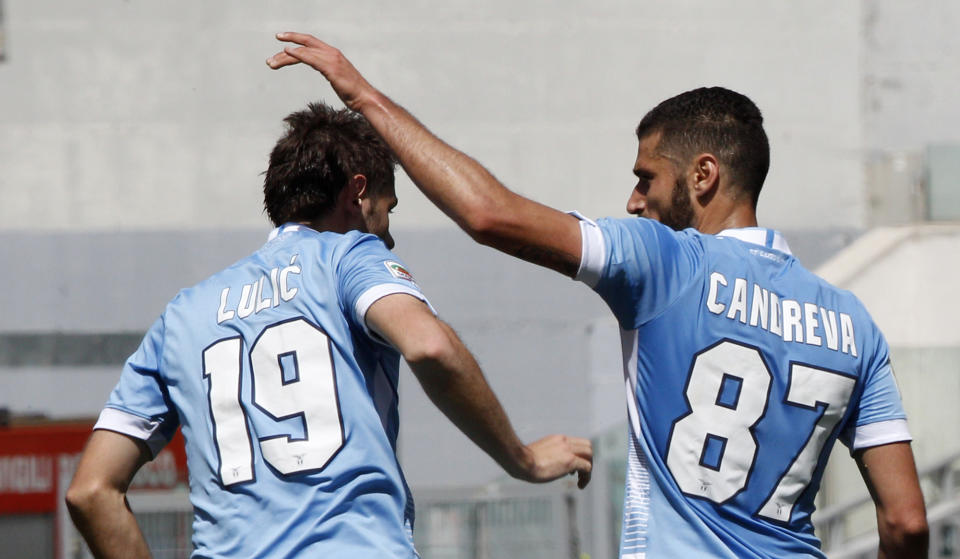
[297,201,366,235]
[299,215,358,236]
[695,202,758,235]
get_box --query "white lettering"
[769,292,782,337]
[0,456,53,494]
[280,255,301,302]
[749,284,769,329]
[804,303,822,347]
[217,288,235,324]
[215,254,302,323]
[840,313,858,356]
[782,300,803,343]
[707,272,728,315]
[255,276,272,314]
[237,283,257,319]
[270,268,280,307]
[726,278,749,323]
[821,308,839,351]
[700,271,854,358]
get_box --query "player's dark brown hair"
[636,87,769,206]
[263,102,397,226]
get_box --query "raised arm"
[855,442,928,559]
[66,430,154,559]
[267,33,584,277]
[365,293,592,487]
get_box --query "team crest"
[384,261,415,282]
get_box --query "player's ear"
[341,174,368,214]
[691,153,719,199]
[350,174,369,201]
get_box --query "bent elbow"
[896,514,929,543]
[65,481,99,517]
[403,327,457,369]
[456,195,522,249]
[65,477,122,519]
[459,208,500,244]
[880,512,929,556]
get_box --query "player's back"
[578,219,908,558]
[102,225,421,558]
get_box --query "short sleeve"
[96,316,179,456]
[575,216,701,329]
[336,233,435,343]
[839,334,911,451]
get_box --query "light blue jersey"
[576,217,910,559]
[96,224,430,558]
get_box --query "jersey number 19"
[202,318,344,486]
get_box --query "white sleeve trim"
[568,212,605,287]
[354,283,436,346]
[94,407,170,457]
[851,419,912,451]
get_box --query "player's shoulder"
[771,244,885,341]
[596,215,693,236]
[781,253,869,309]
[337,229,392,253]
[595,216,705,251]
[807,266,878,324]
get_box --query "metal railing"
[817,450,960,559]
[413,482,582,559]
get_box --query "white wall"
[863,1,960,152]
[0,0,865,232]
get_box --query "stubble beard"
[659,176,696,231]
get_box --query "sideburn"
[661,176,696,231]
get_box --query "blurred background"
[1,1,959,558]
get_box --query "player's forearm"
[354,89,520,241]
[355,90,582,275]
[407,338,534,480]
[856,443,928,559]
[66,490,153,559]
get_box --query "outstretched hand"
[266,32,375,112]
[522,435,593,489]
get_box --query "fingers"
[578,468,592,489]
[265,31,336,70]
[266,45,321,69]
[274,31,327,49]
[567,436,593,460]
[567,453,593,489]
[569,444,593,489]
[265,50,302,69]
[525,434,593,486]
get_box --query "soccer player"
[266,33,930,558]
[65,103,593,559]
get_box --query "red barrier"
[0,422,187,514]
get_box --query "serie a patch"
[384,261,415,282]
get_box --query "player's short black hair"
[636,87,769,206]
[263,102,397,226]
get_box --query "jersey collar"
[267,224,304,241]
[715,227,793,255]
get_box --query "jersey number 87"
[666,340,856,522]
